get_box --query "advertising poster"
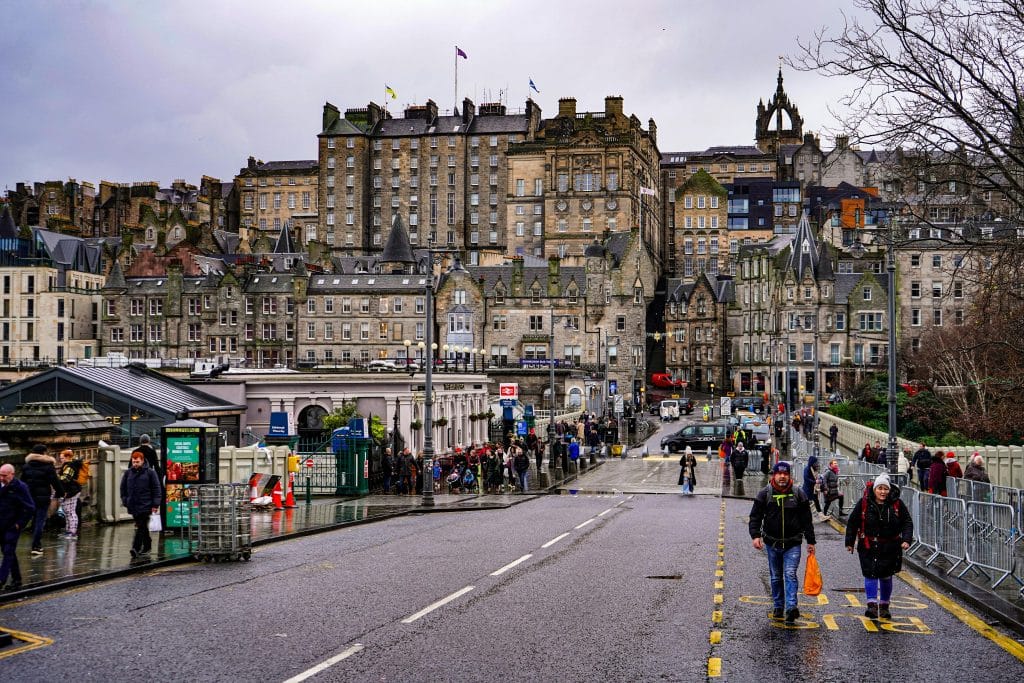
[165,435,200,528]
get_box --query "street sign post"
[304,458,315,469]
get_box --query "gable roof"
[381,214,415,264]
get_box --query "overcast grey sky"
[0,0,859,188]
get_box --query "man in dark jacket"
[120,450,162,558]
[749,461,816,623]
[911,444,931,489]
[22,443,65,555]
[134,434,161,477]
[0,464,35,590]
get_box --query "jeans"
[382,474,393,494]
[765,544,802,611]
[517,470,528,492]
[865,577,894,604]
[131,512,153,554]
[30,499,50,549]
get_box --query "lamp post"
[850,223,899,473]
[548,315,561,480]
[421,271,436,507]
[806,313,821,459]
[403,339,412,372]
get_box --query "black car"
[660,422,731,454]
[731,396,765,413]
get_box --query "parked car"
[367,359,399,371]
[659,399,680,421]
[660,422,731,454]
[728,412,771,445]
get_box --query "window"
[149,300,163,316]
[931,282,942,298]
[911,281,921,298]
[933,309,943,326]
[911,309,921,326]
[932,254,942,268]
[835,312,845,331]
[863,287,872,301]
[616,315,626,332]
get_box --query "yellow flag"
[385,85,396,100]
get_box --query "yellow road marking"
[0,627,53,660]
[709,630,721,644]
[898,572,1024,661]
[712,610,722,623]
[714,581,723,590]
[708,657,721,677]
[714,594,723,604]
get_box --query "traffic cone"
[284,472,297,508]
[271,480,284,510]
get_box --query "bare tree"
[793,0,1024,220]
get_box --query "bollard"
[305,476,312,505]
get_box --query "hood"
[807,455,819,468]
[25,453,56,466]
[944,455,957,463]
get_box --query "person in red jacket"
[945,453,963,479]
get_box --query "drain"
[646,575,683,580]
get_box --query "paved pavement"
[3,451,1023,641]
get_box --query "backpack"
[75,459,90,486]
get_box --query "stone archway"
[297,404,328,450]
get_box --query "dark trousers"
[30,498,50,549]
[0,528,22,585]
[382,474,392,493]
[917,467,929,489]
[131,512,153,554]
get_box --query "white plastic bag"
[148,514,163,532]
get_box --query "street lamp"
[804,313,821,459]
[421,270,437,507]
[403,339,412,374]
[461,345,470,372]
[850,223,899,473]
[442,344,449,372]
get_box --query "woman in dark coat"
[927,451,948,496]
[678,447,698,495]
[844,473,913,620]
[21,444,65,554]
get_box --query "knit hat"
[31,443,48,454]
[771,461,791,475]
[874,473,891,488]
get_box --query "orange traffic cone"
[284,472,297,508]
[271,480,284,510]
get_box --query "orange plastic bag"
[803,553,823,596]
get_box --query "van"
[660,422,730,454]
[659,399,680,421]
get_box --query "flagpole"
[454,47,458,115]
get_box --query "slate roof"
[381,214,415,264]
[306,271,427,293]
[321,116,367,136]
[272,225,298,254]
[664,277,694,303]
[471,263,586,295]
[103,260,126,289]
[0,206,17,239]
[246,160,318,173]
[0,366,245,418]
[470,114,530,134]
[784,212,822,282]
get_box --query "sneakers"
[878,604,892,619]
[3,581,22,592]
[785,608,800,623]
[30,547,43,556]
[772,607,784,620]
[62,532,78,540]
[130,548,139,558]
[865,602,879,619]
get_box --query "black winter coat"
[748,484,816,548]
[120,464,162,515]
[21,453,65,502]
[844,486,913,578]
[0,478,36,532]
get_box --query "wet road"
[1,424,1022,681]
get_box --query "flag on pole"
[456,46,468,59]
[639,187,657,197]
[385,84,397,100]
[529,78,540,94]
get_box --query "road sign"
[681,381,688,388]
[304,458,315,469]
[499,398,517,407]
[614,396,624,414]
[499,383,519,398]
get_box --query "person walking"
[844,473,913,620]
[945,452,963,479]
[381,448,395,494]
[911,444,931,489]
[513,446,531,493]
[0,464,35,591]
[748,462,816,623]
[822,459,844,517]
[963,453,990,483]
[678,446,698,495]
[828,423,839,452]
[57,449,85,540]
[21,444,65,556]
[801,454,823,519]
[134,434,161,476]
[859,442,874,463]
[119,450,162,559]
[732,441,749,480]
[927,451,948,496]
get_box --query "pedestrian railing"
[962,501,1018,589]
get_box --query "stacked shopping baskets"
[188,483,252,562]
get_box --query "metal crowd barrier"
[919,493,968,574]
[962,501,1017,588]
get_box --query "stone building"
[504,96,662,269]
[316,97,542,262]
[671,169,729,281]
[4,179,96,237]
[234,157,319,253]
[663,272,733,393]
[0,208,105,371]
[755,69,805,156]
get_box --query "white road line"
[282,644,364,683]
[491,554,533,576]
[597,508,614,517]
[401,586,475,624]
[542,532,570,548]
[574,518,595,530]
